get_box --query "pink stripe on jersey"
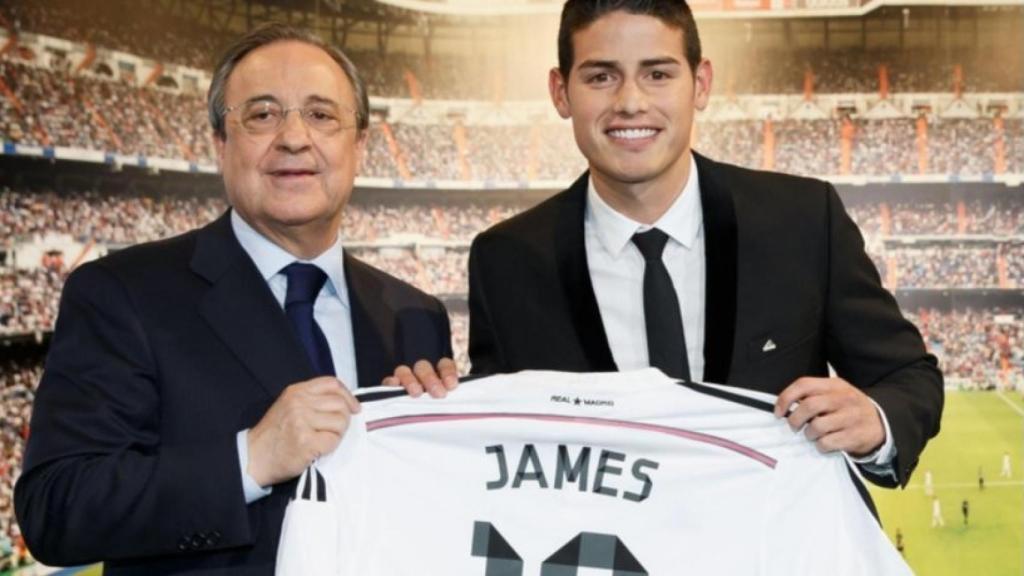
[366,412,777,469]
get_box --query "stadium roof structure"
[376,0,560,15]
[375,0,1024,18]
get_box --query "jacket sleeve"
[14,263,257,566]
[467,235,504,376]
[822,184,944,488]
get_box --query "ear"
[213,131,226,171]
[353,127,369,170]
[693,58,713,112]
[548,67,572,119]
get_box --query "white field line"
[899,480,1024,490]
[995,391,1024,418]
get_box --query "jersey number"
[471,520,648,575]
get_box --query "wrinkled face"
[550,11,711,190]
[215,40,365,244]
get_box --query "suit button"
[178,536,190,551]
[190,534,205,549]
[207,530,222,546]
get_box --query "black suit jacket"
[14,211,452,574]
[468,153,942,488]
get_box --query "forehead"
[225,40,355,104]
[571,11,685,66]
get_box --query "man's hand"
[382,358,459,398]
[774,377,885,457]
[247,377,361,487]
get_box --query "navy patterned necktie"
[282,262,336,377]
[632,228,691,382]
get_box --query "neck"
[590,152,693,226]
[254,218,339,261]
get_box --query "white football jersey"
[276,369,911,576]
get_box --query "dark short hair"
[207,23,369,141]
[557,0,702,79]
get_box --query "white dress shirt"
[585,154,706,380]
[231,209,358,502]
[583,154,895,476]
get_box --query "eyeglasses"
[222,100,359,136]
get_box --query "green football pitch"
[869,390,1024,576]
[19,390,1024,576]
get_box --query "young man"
[454,0,942,488]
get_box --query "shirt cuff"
[237,429,273,504]
[847,399,897,474]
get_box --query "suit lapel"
[694,153,738,384]
[344,252,396,388]
[192,212,313,399]
[556,174,617,371]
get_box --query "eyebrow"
[576,57,683,71]
[241,94,342,106]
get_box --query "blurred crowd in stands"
[2,17,1023,180]
[0,269,61,337]
[907,307,1024,390]
[1,187,1022,341]
[4,56,1022,180]
[4,1,1021,98]
[1,2,1023,570]
[0,358,38,570]
[3,0,223,70]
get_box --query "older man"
[15,24,454,574]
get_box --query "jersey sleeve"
[275,466,341,576]
[764,445,912,576]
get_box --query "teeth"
[608,128,657,140]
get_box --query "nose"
[273,109,312,153]
[613,78,649,116]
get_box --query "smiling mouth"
[606,128,660,141]
[269,170,318,177]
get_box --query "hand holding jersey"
[381,357,459,397]
[277,370,910,575]
[775,376,886,458]
[247,377,361,487]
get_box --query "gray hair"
[207,23,369,140]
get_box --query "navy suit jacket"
[468,153,943,488]
[15,211,452,574]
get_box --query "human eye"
[649,69,674,81]
[243,102,281,127]
[304,104,343,128]
[584,71,615,86]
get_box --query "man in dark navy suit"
[15,23,455,575]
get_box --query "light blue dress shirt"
[230,210,358,503]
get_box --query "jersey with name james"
[275,369,910,576]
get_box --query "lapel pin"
[762,339,777,353]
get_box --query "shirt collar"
[230,209,349,308]
[586,154,703,258]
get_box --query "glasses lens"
[302,103,348,133]
[240,101,283,134]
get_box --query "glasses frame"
[221,100,361,136]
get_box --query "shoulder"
[473,176,586,254]
[65,228,201,294]
[696,153,835,204]
[345,253,445,312]
[695,154,843,230]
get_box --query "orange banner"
[916,115,929,175]
[762,118,775,171]
[840,117,855,175]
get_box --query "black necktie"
[282,263,336,377]
[632,228,691,381]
